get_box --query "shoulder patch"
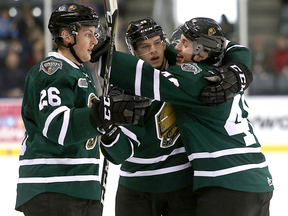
[39,58,63,75]
[181,63,202,75]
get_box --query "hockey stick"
[100,0,118,212]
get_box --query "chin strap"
[59,34,83,64]
[191,54,197,62]
[68,34,83,64]
[69,44,83,64]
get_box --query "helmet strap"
[68,35,83,64]
[191,54,197,63]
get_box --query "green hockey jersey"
[100,50,194,193]
[98,41,274,193]
[16,52,102,211]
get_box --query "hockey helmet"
[180,17,226,64]
[170,25,183,45]
[48,3,105,46]
[125,17,167,55]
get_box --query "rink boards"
[0,96,287,154]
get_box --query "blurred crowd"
[0,4,44,98]
[0,2,288,98]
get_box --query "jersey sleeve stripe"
[126,147,186,164]
[101,133,121,148]
[42,106,69,144]
[58,109,70,145]
[135,59,144,95]
[153,69,160,100]
[119,162,191,177]
[120,126,141,147]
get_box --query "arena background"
[0,0,287,215]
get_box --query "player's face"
[174,34,194,65]
[73,26,98,63]
[135,35,166,69]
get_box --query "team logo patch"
[127,24,131,32]
[40,58,62,75]
[208,28,216,36]
[181,63,202,75]
[68,5,77,11]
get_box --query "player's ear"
[61,30,73,44]
[199,51,208,60]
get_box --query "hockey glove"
[91,94,152,129]
[90,36,110,63]
[199,62,253,106]
[100,124,122,144]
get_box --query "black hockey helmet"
[170,25,183,45]
[180,17,226,64]
[48,3,106,63]
[125,17,167,55]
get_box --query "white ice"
[0,152,286,216]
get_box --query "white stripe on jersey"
[42,106,69,145]
[19,158,100,166]
[135,59,144,95]
[126,147,186,164]
[188,147,262,161]
[18,175,100,184]
[153,69,161,100]
[120,162,191,177]
[59,109,70,145]
[194,161,268,177]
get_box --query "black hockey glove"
[91,94,152,129]
[99,86,126,144]
[90,36,110,63]
[199,62,253,106]
[100,124,122,144]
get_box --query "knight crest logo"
[208,28,216,36]
[127,24,131,31]
[155,103,180,148]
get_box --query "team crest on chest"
[181,63,202,75]
[155,102,180,148]
[40,58,62,75]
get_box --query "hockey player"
[104,18,197,216]
[92,17,258,216]
[95,17,274,215]
[15,4,150,216]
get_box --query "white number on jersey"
[39,87,61,111]
[224,94,256,146]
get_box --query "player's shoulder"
[225,40,249,53]
[34,52,79,76]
